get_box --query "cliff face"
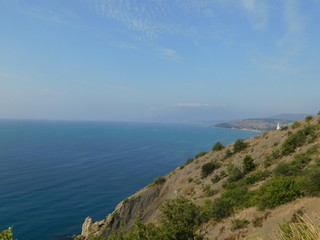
[77,115,320,240]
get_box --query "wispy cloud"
[26,7,71,24]
[159,47,181,60]
[279,0,305,56]
[240,0,269,29]
[173,103,226,108]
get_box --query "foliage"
[154,176,166,185]
[281,126,317,156]
[201,161,220,178]
[160,197,204,240]
[291,121,301,129]
[224,149,233,158]
[274,152,312,177]
[243,170,270,185]
[231,218,250,231]
[257,176,302,210]
[226,165,244,183]
[305,115,313,122]
[185,158,194,165]
[212,141,224,151]
[233,139,249,153]
[195,151,208,159]
[302,167,320,196]
[242,155,256,173]
[107,197,205,240]
[0,227,17,240]
[210,197,234,221]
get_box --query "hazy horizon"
[1,0,319,122]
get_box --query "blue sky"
[0,0,319,122]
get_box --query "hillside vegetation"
[76,114,320,240]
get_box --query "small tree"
[212,141,224,151]
[242,155,256,173]
[233,139,248,153]
[201,161,220,178]
[0,227,17,240]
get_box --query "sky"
[0,0,319,123]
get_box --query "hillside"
[212,119,292,131]
[76,114,320,240]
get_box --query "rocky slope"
[76,114,320,240]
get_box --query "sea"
[0,120,260,240]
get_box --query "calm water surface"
[0,120,259,240]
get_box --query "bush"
[263,155,273,167]
[274,152,312,177]
[303,167,320,196]
[233,139,249,153]
[227,165,244,183]
[257,176,302,210]
[224,149,233,158]
[195,151,208,159]
[242,155,256,173]
[305,115,313,122]
[244,170,270,185]
[185,158,194,165]
[212,141,224,151]
[292,121,301,129]
[211,197,234,221]
[154,176,166,185]
[281,126,317,156]
[231,218,250,231]
[201,161,220,178]
[0,227,17,240]
[160,197,203,240]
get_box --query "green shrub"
[231,218,250,231]
[201,161,220,178]
[257,176,302,210]
[281,126,288,131]
[281,126,317,156]
[305,115,313,122]
[211,197,234,221]
[242,155,256,173]
[227,165,244,183]
[160,197,203,240]
[233,139,249,153]
[154,176,166,185]
[195,151,208,159]
[212,141,224,151]
[292,121,301,129]
[302,167,320,196]
[224,149,233,158]
[263,155,273,167]
[244,170,271,185]
[274,152,312,177]
[0,227,17,240]
[185,158,194,165]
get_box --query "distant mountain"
[212,114,309,131]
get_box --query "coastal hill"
[212,114,309,131]
[76,114,320,240]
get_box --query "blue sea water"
[0,120,259,240]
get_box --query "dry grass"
[272,214,320,240]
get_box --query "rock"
[81,217,92,238]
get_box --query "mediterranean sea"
[0,120,259,240]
